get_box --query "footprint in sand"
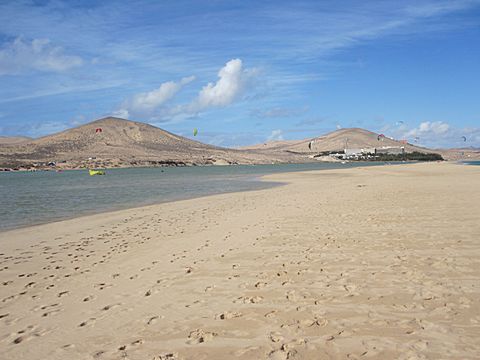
[146,316,161,325]
[83,295,95,302]
[265,310,277,318]
[255,281,267,289]
[187,329,217,344]
[235,296,263,304]
[2,294,19,303]
[12,325,49,344]
[204,285,215,292]
[93,283,112,290]
[42,307,61,317]
[269,332,284,343]
[78,317,96,327]
[92,350,105,358]
[270,338,307,359]
[101,303,120,311]
[153,353,179,360]
[130,339,144,346]
[215,311,242,320]
[286,290,298,301]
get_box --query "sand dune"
[0,162,479,359]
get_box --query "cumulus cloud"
[0,37,83,75]
[112,59,256,123]
[130,76,195,112]
[408,121,450,137]
[400,121,451,145]
[197,59,243,107]
[188,59,256,113]
[380,120,480,148]
[116,76,195,117]
[267,129,284,141]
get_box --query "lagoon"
[0,162,381,231]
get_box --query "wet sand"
[0,162,479,359]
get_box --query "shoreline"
[0,179,284,235]
[0,161,390,233]
[1,162,479,359]
[0,158,454,173]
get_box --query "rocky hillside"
[0,136,32,145]
[243,128,429,154]
[0,117,306,168]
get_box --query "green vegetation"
[372,152,443,162]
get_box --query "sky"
[0,0,479,148]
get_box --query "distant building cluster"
[330,146,405,160]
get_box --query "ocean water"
[1,162,381,231]
[463,160,480,166]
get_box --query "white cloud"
[380,120,480,148]
[197,59,243,107]
[128,59,258,123]
[0,37,83,75]
[188,59,256,113]
[116,76,195,117]
[267,129,284,141]
[131,76,195,112]
[407,121,450,137]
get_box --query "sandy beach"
[1,162,479,360]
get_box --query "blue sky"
[0,0,479,148]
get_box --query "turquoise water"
[463,160,480,166]
[0,162,381,231]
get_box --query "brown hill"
[435,148,480,161]
[2,120,473,169]
[0,117,305,168]
[0,136,32,145]
[243,128,429,154]
[243,128,480,161]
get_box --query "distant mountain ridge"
[242,128,428,153]
[242,127,479,161]
[1,118,477,169]
[0,117,305,168]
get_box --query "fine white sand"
[0,162,479,359]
